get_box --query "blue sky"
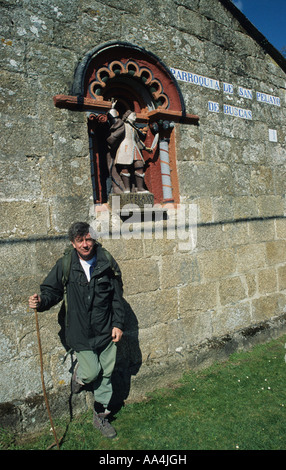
[232,0,286,52]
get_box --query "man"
[29,221,125,439]
[107,109,152,193]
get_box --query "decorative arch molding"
[54,41,199,205]
[70,41,186,113]
[89,59,169,110]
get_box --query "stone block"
[178,161,234,198]
[41,155,90,199]
[1,70,36,118]
[178,7,208,41]
[198,248,236,280]
[252,293,286,323]
[177,310,213,347]
[257,268,277,295]
[126,289,179,329]
[102,237,144,261]
[0,242,36,280]
[219,276,247,306]
[278,265,286,291]
[245,273,257,298]
[0,274,38,316]
[120,258,160,296]
[161,253,201,289]
[275,219,286,240]
[221,222,250,248]
[249,166,274,196]
[257,196,285,218]
[196,224,226,252]
[176,125,202,162]
[231,165,253,198]
[0,156,43,201]
[200,0,232,27]
[1,117,53,159]
[236,243,266,273]
[212,302,251,336]
[247,219,275,244]
[266,240,286,266]
[193,197,213,224]
[212,196,234,222]
[34,238,68,275]
[50,196,90,233]
[0,201,50,238]
[233,196,259,220]
[274,165,286,196]
[138,324,168,362]
[179,282,217,314]
[143,237,177,257]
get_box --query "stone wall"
[1,0,286,432]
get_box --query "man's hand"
[29,293,41,310]
[112,327,123,343]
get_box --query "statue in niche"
[106,105,153,194]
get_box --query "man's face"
[71,233,96,260]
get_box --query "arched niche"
[54,41,199,206]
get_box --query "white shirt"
[79,255,97,282]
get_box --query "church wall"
[1,0,286,432]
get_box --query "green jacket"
[38,245,125,352]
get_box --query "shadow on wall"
[110,299,142,411]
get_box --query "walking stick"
[34,308,60,450]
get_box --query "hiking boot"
[93,411,117,439]
[71,363,84,394]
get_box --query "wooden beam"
[53,95,199,124]
[53,94,112,111]
[147,108,199,124]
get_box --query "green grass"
[2,334,286,450]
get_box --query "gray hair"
[68,222,96,241]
